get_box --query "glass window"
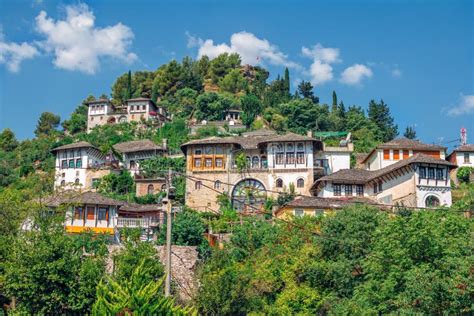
[205,146,213,155]
[98,207,108,221]
[287,143,294,151]
[436,169,444,180]
[195,181,202,190]
[428,167,435,179]
[61,160,68,169]
[205,158,212,168]
[215,158,223,168]
[286,152,295,164]
[69,159,75,168]
[356,185,364,196]
[296,152,305,164]
[252,156,259,168]
[276,178,283,188]
[75,178,80,184]
[425,195,440,208]
[373,183,378,194]
[294,208,304,218]
[74,207,83,220]
[393,150,400,160]
[194,158,202,168]
[261,156,268,168]
[345,185,353,196]
[130,160,136,169]
[142,105,146,110]
[147,184,154,195]
[464,153,470,163]
[276,153,284,165]
[297,143,304,151]
[383,149,390,160]
[297,178,304,188]
[215,146,223,154]
[60,180,66,186]
[334,184,341,196]
[214,180,221,189]
[378,182,383,192]
[76,158,82,168]
[86,207,95,220]
[194,148,202,155]
[314,209,324,216]
[419,167,426,178]
[246,156,251,167]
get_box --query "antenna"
[460,127,467,145]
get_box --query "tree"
[368,99,398,142]
[297,80,318,103]
[126,70,132,99]
[404,126,417,139]
[283,67,290,97]
[219,68,246,93]
[332,90,338,110]
[195,92,235,121]
[180,56,203,92]
[209,53,241,83]
[152,60,183,99]
[240,93,263,127]
[62,98,89,135]
[456,166,473,183]
[35,112,60,137]
[0,128,18,151]
[92,261,194,315]
[97,170,135,196]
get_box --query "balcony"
[115,217,161,228]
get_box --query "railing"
[115,217,161,228]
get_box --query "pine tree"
[403,126,417,139]
[297,80,318,103]
[332,90,338,111]
[368,99,398,142]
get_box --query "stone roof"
[51,141,96,152]
[43,191,125,207]
[85,98,110,105]
[181,131,322,152]
[451,144,474,152]
[125,98,154,103]
[113,139,164,153]
[241,129,276,137]
[119,203,163,212]
[282,196,382,209]
[361,138,446,163]
[315,153,456,186]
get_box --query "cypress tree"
[332,90,338,111]
[284,67,290,97]
[126,70,132,100]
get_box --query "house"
[360,138,446,170]
[181,129,353,212]
[311,154,456,208]
[275,196,387,219]
[52,141,118,190]
[113,139,167,176]
[86,98,169,132]
[447,144,474,183]
[189,108,246,135]
[43,191,165,241]
[134,175,167,196]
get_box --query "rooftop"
[51,141,96,152]
[451,144,474,152]
[113,139,164,153]
[43,191,125,207]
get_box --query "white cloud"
[0,27,39,72]
[301,43,340,85]
[391,67,402,78]
[35,4,137,74]
[448,94,474,116]
[340,64,373,86]
[190,31,300,68]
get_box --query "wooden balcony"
[115,217,161,228]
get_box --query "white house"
[311,154,456,208]
[113,139,167,176]
[447,144,474,183]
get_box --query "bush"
[457,166,473,183]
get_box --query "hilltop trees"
[368,99,398,142]
[404,126,417,139]
[35,112,60,137]
[240,93,263,127]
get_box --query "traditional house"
[181,129,353,212]
[275,196,386,219]
[86,98,169,132]
[360,138,446,170]
[311,154,456,208]
[134,175,167,196]
[113,139,167,176]
[447,144,474,183]
[52,141,118,190]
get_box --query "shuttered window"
[383,150,390,160]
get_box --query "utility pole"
[164,168,172,297]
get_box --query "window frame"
[344,184,353,196]
[333,184,342,196]
[294,208,304,218]
[464,153,470,163]
[276,178,283,188]
[76,158,82,168]
[356,184,364,196]
[98,207,108,221]
[296,178,304,188]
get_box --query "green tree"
[180,56,203,92]
[152,60,183,99]
[209,53,241,83]
[457,166,473,183]
[368,99,398,142]
[0,128,18,151]
[219,68,246,93]
[62,101,89,135]
[240,93,263,127]
[195,92,234,121]
[403,126,417,139]
[97,170,135,196]
[332,90,338,110]
[126,70,132,99]
[35,112,61,137]
[283,67,290,97]
[297,80,318,103]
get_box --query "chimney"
[162,138,168,151]
[307,130,312,138]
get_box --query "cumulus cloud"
[340,64,373,85]
[0,27,39,72]
[188,31,300,68]
[448,94,474,116]
[301,43,340,85]
[35,3,137,74]
[391,67,402,78]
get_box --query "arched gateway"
[231,179,267,212]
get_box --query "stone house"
[134,175,167,196]
[113,139,167,176]
[447,144,474,184]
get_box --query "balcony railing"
[115,217,161,228]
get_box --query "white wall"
[454,151,474,168]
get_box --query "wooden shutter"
[393,150,400,160]
[87,207,95,220]
[383,150,390,160]
[403,150,409,159]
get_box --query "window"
[276,153,284,165]
[205,158,213,168]
[276,178,283,188]
[383,149,390,160]
[428,167,435,179]
[194,148,202,155]
[378,182,383,192]
[464,153,470,163]
[297,178,304,188]
[60,180,66,186]
[345,185,353,196]
[205,146,213,155]
[403,150,409,159]
[333,184,342,196]
[76,158,82,168]
[161,184,167,191]
[296,152,305,164]
[130,160,136,169]
[294,208,304,218]
[215,158,223,168]
[75,178,80,185]
[246,156,251,168]
[373,183,378,194]
[194,158,202,168]
[62,173,65,178]
[286,152,295,164]
[314,209,324,216]
[215,146,223,154]
[61,160,68,169]
[98,207,108,221]
[74,207,83,220]
[425,195,440,208]
[195,181,202,190]
[252,156,259,168]
[69,159,75,168]
[393,150,400,160]
[297,143,304,151]
[86,207,95,220]
[142,105,146,111]
[356,185,364,196]
[436,168,444,180]
[261,156,268,168]
[130,105,134,111]
[419,167,426,178]
[147,184,154,195]
[214,180,221,189]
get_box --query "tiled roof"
[51,141,96,152]
[85,98,110,105]
[452,144,474,152]
[126,98,153,103]
[43,191,125,207]
[283,196,381,208]
[113,139,164,153]
[119,203,163,212]
[316,153,456,185]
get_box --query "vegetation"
[457,166,473,184]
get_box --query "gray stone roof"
[85,98,110,105]
[119,203,163,212]
[43,191,125,207]
[282,196,382,209]
[51,141,96,152]
[113,139,164,153]
[452,144,474,152]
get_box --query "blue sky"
[0,0,473,148]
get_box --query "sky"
[0,0,473,149]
